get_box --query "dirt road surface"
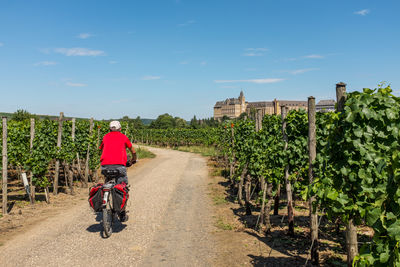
[0,147,216,267]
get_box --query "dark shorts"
[101,164,128,184]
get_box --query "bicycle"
[101,160,136,238]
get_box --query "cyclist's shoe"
[119,211,129,222]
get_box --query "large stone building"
[213,91,309,120]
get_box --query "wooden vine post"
[229,123,235,184]
[273,107,281,215]
[259,109,273,233]
[65,118,74,195]
[2,117,8,215]
[308,96,319,264]
[29,118,35,203]
[53,112,64,195]
[238,163,248,206]
[244,173,252,215]
[84,118,94,187]
[94,125,100,182]
[336,82,358,266]
[282,105,295,236]
[256,111,269,232]
[72,118,83,182]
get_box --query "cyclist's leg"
[116,165,128,185]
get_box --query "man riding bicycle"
[99,120,136,222]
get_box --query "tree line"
[7,110,221,130]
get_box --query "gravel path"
[0,147,216,267]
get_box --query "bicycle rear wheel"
[102,198,114,237]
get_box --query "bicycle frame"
[102,181,115,208]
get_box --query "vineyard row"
[216,83,400,266]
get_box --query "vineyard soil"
[207,158,373,267]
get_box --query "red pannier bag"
[112,182,129,213]
[88,183,103,212]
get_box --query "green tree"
[132,116,144,129]
[150,113,175,129]
[174,117,187,128]
[221,115,230,122]
[190,115,200,129]
[12,109,33,121]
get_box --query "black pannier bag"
[89,184,103,212]
[112,183,129,213]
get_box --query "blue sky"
[0,0,399,120]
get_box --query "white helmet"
[109,120,121,131]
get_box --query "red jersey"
[99,131,134,166]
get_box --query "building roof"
[316,99,335,106]
[247,101,274,107]
[279,100,307,106]
[214,97,242,107]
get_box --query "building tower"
[239,90,246,113]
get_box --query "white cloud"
[66,82,87,87]
[243,48,268,57]
[77,33,93,39]
[354,9,370,16]
[303,54,324,59]
[244,68,257,71]
[55,47,104,56]
[34,61,58,66]
[0,42,3,47]
[214,78,284,84]
[200,61,207,66]
[243,53,264,57]
[178,20,196,27]
[220,85,238,89]
[142,75,161,80]
[109,61,118,64]
[245,48,268,52]
[179,61,189,65]
[289,68,319,75]
[282,54,325,61]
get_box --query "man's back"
[100,131,132,165]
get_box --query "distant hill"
[141,118,154,125]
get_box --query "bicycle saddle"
[101,169,120,178]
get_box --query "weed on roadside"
[136,147,156,159]
[175,146,218,157]
[216,217,233,230]
[213,195,228,205]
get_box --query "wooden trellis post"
[94,125,100,182]
[29,118,35,203]
[336,82,358,267]
[53,112,64,195]
[308,96,318,264]
[2,117,8,215]
[72,118,83,182]
[84,118,94,187]
[229,124,235,183]
[282,105,295,236]
[274,106,281,215]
